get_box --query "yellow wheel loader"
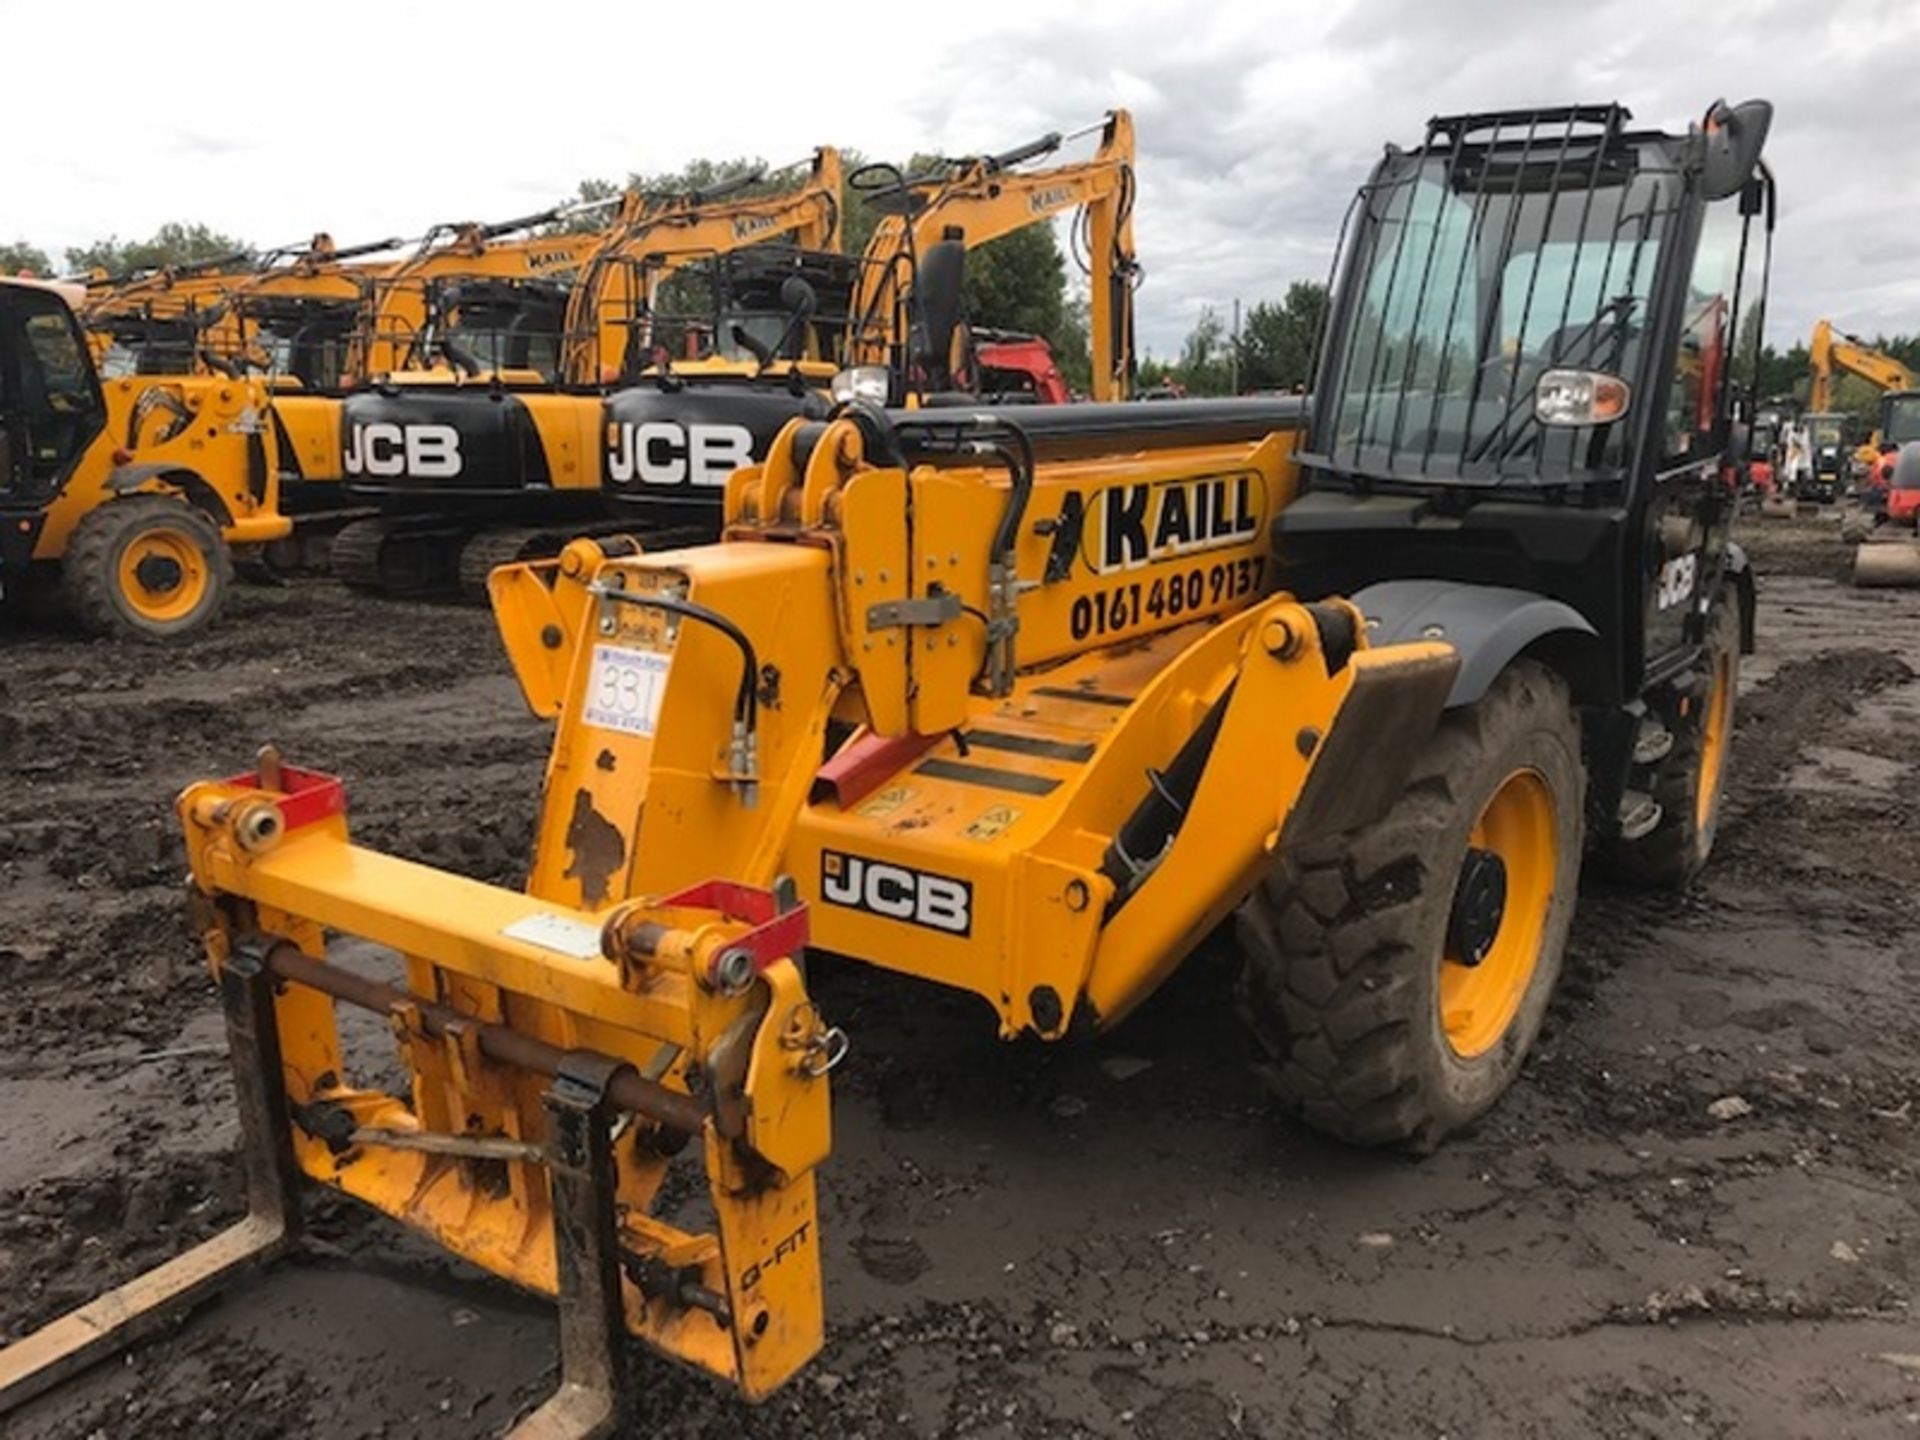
[77,233,407,531]
[0,97,1775,1432]
[1,277,288,638]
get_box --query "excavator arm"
[81,234,404,379]
[558,148,844,385]
[1810,318,1917,413]
[852,111,1137,400]
[353,198,628,378]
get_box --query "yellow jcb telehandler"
[0,97,1775,1434]
[0,277,287,637]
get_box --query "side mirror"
[1701,99,1773,201]
[911,238,967,389]
[752,276,820,371]
[778,276,817,359]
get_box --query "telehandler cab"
[0,277,287,638]
[0,98,1773,1433]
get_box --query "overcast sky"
[7,0,1916,356]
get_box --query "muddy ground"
[2,512,1917,1438]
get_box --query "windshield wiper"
[1466,295,1638,468]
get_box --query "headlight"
[830,365,890,405]
[1535,369,1631,427]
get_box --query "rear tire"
[1235,661,1585,1152]
[1598,593,1739,888]
[62,496,231,640]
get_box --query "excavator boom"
[1809,318,1917,413]
[851,111,1137,400]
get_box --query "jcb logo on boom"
[820,851,972,936]
[605,421,753,487]
[1062,471,1264,573]
[342,423,463,479]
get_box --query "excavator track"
[330,516,473,598]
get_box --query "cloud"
[10,0,1918,358]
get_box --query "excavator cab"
[1878,391,1920,452]
[1803,410,1848,501]
[425,276,572,380]
[232,294,362,390]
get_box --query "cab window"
[8,291,105,489]
[1664,195,1752,460]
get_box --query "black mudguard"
[1350,579,1599,708]
[105,464,233,527]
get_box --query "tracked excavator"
[1808,322,1920,580]
[348,194,630,381]
[837,110,1136,404]
[336,115,1137,599]
[1809,319,1915,463]
[332,151,848,595]
[199,235,408,508]
[0,99,1774,1437]
[224,197,629,517]
[80,236,398,376]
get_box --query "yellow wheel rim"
[116,527,210,623]
[1695,649,1734,830]
[1440,768,1557,1059]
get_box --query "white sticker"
[502,912,606,960]
[583,644,671,736]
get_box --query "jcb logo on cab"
[343,423,462,478]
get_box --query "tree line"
[15,202,1907,420]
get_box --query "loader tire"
[62,496,231,640]
[1597,594,1739,889]
[1235,660,1585,1152]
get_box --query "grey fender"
[104,464,234,528]
[1349,579,1599,707]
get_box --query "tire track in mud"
[4,520,1919,1437]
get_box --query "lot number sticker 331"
[584,645,671,736]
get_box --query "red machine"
[972,328,1070,404]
